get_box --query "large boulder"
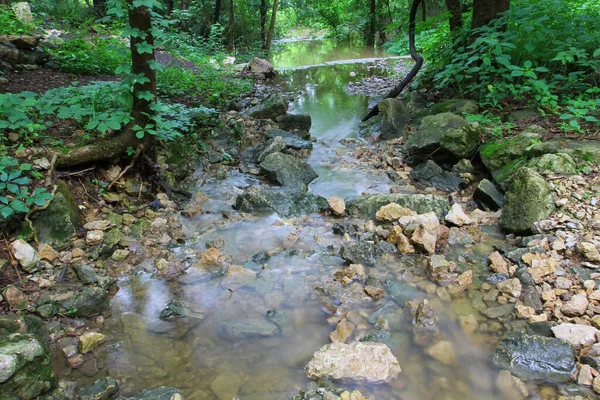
[235,188,329,218]
[36,286,110,318]
[305,342,401,384]
[245,57,276,79]
[428,99,479,115]
[378,98,410,140]
[0,316,44,336]
[346,193,449,220]
[439,125,481,160]
[31,180,81,247]
[275,114,311,138]
[0,333,56,399]
[500,168,554,233]
[0,40,19,66]
[527,153,577,175]
[264,129,313,150]
[410,160,468,193]
[0,35,40,50]
[492,332,576,382]
[479,132,540,174]
[259,152,318,190]
[406,113,469,156]
[530,138,600,163]
[245,94,287,120]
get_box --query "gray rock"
[235,188,329,217]
[36,286,110,318]
[410,160,468,193]
[383,278,425,307]
[474,179,504,211]
[79,377,119,400]
[31,180,81,247]
[530,138,600,163]
[429,99,479,115]
[479,132,540,174]
[500,168,555,233]
[507,109,540,123]
[339,241,396,266]
[119,386,183,400]
[259,152,318,190]
[492,332,576,382]
[440,125,481,160]
[0,333,56,399]
[73,264,99,285]
[0,316,44,336]
[451,159,475,174]
[257,136,286,163]
[219,318,280,340]
[275,114,311,138]
[18,49,49,65]
[0,40,19,66]
[527,153,577,175]
[245,94,287,120]
[379,98,410,140]
[264,129,313,150]
[407,112,469,156]
[346,193,449,220]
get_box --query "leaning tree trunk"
[444,0,462,32]
[472,0,509,30]
[362,0,423,121]
[260,0,267,48]
[264,0,279,53]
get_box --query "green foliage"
[50,36,130,75]
[0,157,53,221]
[29,0,94,26]
[0,5,34,35]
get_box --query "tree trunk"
[165,0,174,15]
[227,0,234,50]
[264,0,279,53]
[180,0,189,30]
[214,0,222,24]
[445,0,462,32]
[92,0,107,17]
[421,0,426,22]
[366,0,376,46]
[260,0,267,48]
[472,0,510,30]
[129,0,157,163]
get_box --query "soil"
[0,69,118,94]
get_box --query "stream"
[58,40,530,399]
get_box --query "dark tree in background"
[260,0,267,47]
[472,0,510,30]
[214,0,222,23]
[264,0,279,52]
[445,0,462,32]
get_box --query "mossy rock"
[530,138,600,163]
[428,99,479,115]
[0,333,56,399]
[500,168,554,233]
[346,193,449,220]
[30,180,80,247]
[379,98,410,140]
[479,132,541,172]
[407,112,469,156]
[245,94,288,120]
[259,152,318,191]
[440,125,481,160]
[527,153,577,175]
[235,188,329,218]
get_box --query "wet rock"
[412,299,439,346]
[221,265,257,290]
[275,113,311,137]
[445,203,472,226]
[264,128,313,150]
[492,332,576,382]
[346,193,449,220]
[334,264,366,284]
[257,136,286,163]
[305,342,401,384]
[439,125,481,160]
[219,318,280,340]
[375,203,415,222]
[410,223,437,254]
[384,279,424,306]
[379,98,410,140]
[560,293,589,317]
[427,254,455,284]
[500,168,554,233]
[78,377,119,400]
[327,197,346,216]
[78,331,106,354]
[447,227,473,245]
[474,179,504,211]
[410,160,468,193]
[497,278,521,298]
[9,239,40,272]
[426,340,457,366]
[0,333,56,399]
[495,370,528,400]
[245,93,287,120]
[181,191,208,218]
[488,252,509,274]
[260,152,318,190]
[73,264,99,285]
[37,286,110,318]
[330,319,355,343]
[210,371,245,399]
[121,386,184,400]
[551,323,599,350]
[407,112,469,157]
[447,270,473,296]
[159,299,206,321]
[528,153,577,175]
[339,241,395,266]
[31,180,80,246]
[235,188,329,218]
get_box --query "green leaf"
[593,49,600,58]
[135,42,154,54]
[19,163,32,171]
[12,177,30,185]
[0,206,13,219]
[10,199,29,213]
[511,70,524,77]
[97,123,109,133]
[138,91,155,101]
[135,130,145,139]
[7,183,19,194]
[523,60,533,69]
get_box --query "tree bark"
[471,0,510,30]
[260,0,267,48]
[214,0,222,24]
[165,0,174,15]
[92,0,107,17]
[445,0,462,32]
[366,0,376,46]
[227,0,234,50]
[264,0,279,53]
[180,0,189,30]
[421,0,426,22]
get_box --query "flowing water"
[62,40,526,399]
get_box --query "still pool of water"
[64,40,518,399]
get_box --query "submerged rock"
[79,377,119,400]
[259,152,318,190]
[492,332,576,382]
[235,188,329,217]
[500,168,554,233]
[120,386,184,400]
[0,333,56,399]
[305,342,401,384]
[346,193,449,220]
[219,318,280,340]
[339,241,396,266]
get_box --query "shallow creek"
[59,41,544,399]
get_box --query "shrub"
[51,36,130,75]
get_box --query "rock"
[245,93,287,119]
[122,386,183,400]
[86,230,104,245]
[407,112,469,156]
[447,270,473,296]
[488,251,509,274]
[219,318,279,340]
[500,168,554,233]
[560,293,589,317]
[259,152,318,190]
[578,364,594,386]
[5,287,27,310]
[0,333,56,399]
[0,315,44,336]
[480,132,540,174]
[551,323,599,350]
[410,224,437,254]
[577,242,600,263]
[0,40,19,67]
[334,264,366,284]
[452,159,475,174]
[327,197,346,216]
[384,279,425,306]
[0,35,39,50]
[530,138,600,163]
[474,179,504,211]
[378,98,410,140]
[528,153,577,175]
[445,203,472,226]
[507,109,540,123]
[111,249,130,261]
[497,278,521,298]
[410,160,468,193]
[37,243,58,262]
[9,239,40,272]
[78,331,106,354]
[492,332,576,382]
[197,248,225,265]
[275,114,311,136]
[31,180,81,246]
[426,340,456,366]
[375,203,415,222]
[339,241,395,266]
[210,371,245,399]
[305,342,401,384]
[221,265,257,291]
[495,370,528,400]
[395,231,415,254]
[347,193,449,220]
[247,57,275,78]
[256,136,286,163]
[37,286,110,318]
[429,99,479,115]
[440,125,481,160]
[79,377,119,400]
[11,2,34,24]
[330,319,355,343]
[83,220,112,231]
[235,188,329,218]
[264,128,313,150]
